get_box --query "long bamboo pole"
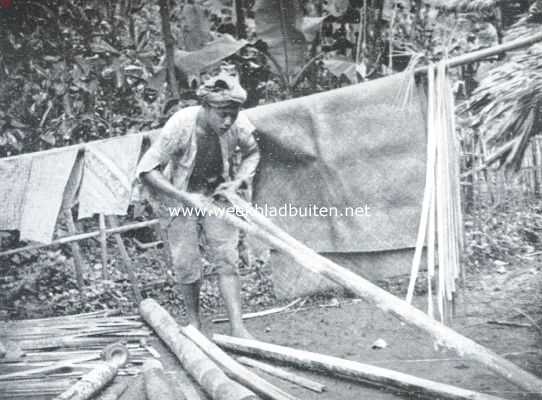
[214,335,506,400]
[186,192,542,393]
[181,325,300,400]
[415,31,542,75]
[0,220,159,258]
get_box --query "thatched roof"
[428,0,497,12]
[462,20,542,170]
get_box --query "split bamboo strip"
[0,341,5,359]
[0,219,159,257]
[212,298,302,323]
[236,356,326,393]
[0,354,100,380]
[181,324,300,400]
[139,298,257,400]
[54,360,119,400]
[214,335,507,400]
[191,191,542,392]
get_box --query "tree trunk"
[159,0,180,98]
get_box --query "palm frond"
[427,0,497,13]
[462,20,542,171]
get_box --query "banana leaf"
[254,0,306,78]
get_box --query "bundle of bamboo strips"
[406,62,464,322]
[0,312,157,400]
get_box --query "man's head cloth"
[197,72,247,108]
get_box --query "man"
[136,72,260,338]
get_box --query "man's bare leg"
[218,273,253,339]
[180,281,201,330]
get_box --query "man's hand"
[214,179,246,197]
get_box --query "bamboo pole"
[143,359,180,400]
[197,192,542,393]
[139,299,257,400]
[96,380,129,400]
[236,356,326,393]
[214,335,507,400]
[64,209,86,289]
[99,214,109,280]
[0,220,159,258]
[54,360,119,400]
[107,216,142,302]
[415,31,542,75]
[181,324,300,400]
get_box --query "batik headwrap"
[196,72,247,107]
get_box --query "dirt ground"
[168,257,542,400]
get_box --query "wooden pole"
[99,214,109,280]
[139,299,257,400]
[415,31,542,75]
[181,324,300,400]
[196,193,542,393]
[0,220,159,258]
[64,209,86,289]
[214,335,507,400]
[54,360,119,400]
[107,216,142,302]
[236,356,326,393]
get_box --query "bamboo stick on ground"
[181,324,300,400]
[210,192,542,393]
[236,356,326,393]
[214,335,507,400]
[96,380,129,400]
[139,298,257,400]
[53,360,119,400]
[0,220,159,258]
[143,359,181,400]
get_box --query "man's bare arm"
[141,169,205,207]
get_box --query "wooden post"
[107,216,142,302]
[181,324,300,400]
[0,220,159,258]
[214,335,507,400]
[99,214,108,280]
[139,299,257,400]
[64,209,85,289]
[181,192,542,393]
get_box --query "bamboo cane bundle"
[406,62,463,322]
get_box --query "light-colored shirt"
[135,106,260,207]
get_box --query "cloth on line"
[244,72,426,253]
[0,148,79,243]
[78,134,143,219]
